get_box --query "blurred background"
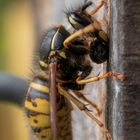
[0,0,107,140]
[0,0,35,140]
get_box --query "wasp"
[24,1,124,140]
[24,26,92,140]
[24,25,124,140]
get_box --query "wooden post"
[107,0,140,140]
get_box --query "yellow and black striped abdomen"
[24,77,52,140]
[24,76,72,140]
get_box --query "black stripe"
[27,88,50,100]
[32,126,51,133]
[24,108,50,116]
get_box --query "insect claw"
[96,72,101,77]
[117,73,125,81]
[86,107,93,112]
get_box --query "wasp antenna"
[63,2,69,15]
[82,1,93,12]
[64,1,83,16]
[84,0,88,4]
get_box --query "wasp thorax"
[39,26,70,70]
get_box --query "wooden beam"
[107,0,140,139]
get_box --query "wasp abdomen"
[25,77,52,140]
[25,76,72,140]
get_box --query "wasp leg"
[58,84,112,140]
[63,22,101,48]
[89,0,106,15]
[73,91,102,116]
[76,71,124,85]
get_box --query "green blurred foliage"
[0,7,5,70]
[0,0,13,70]
[0,0,10,9]
[0,0,21,8]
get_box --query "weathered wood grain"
[107,0,140,140]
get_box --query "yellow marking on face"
[59,51,67,59]
[35,128,52,140]
[28,114,50,127]
[99,31,108,42]
[51,28,60,50]
[30,82,49,93]
[25,98,50,114]
[69,16,77,25]
[39,60,48,68]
